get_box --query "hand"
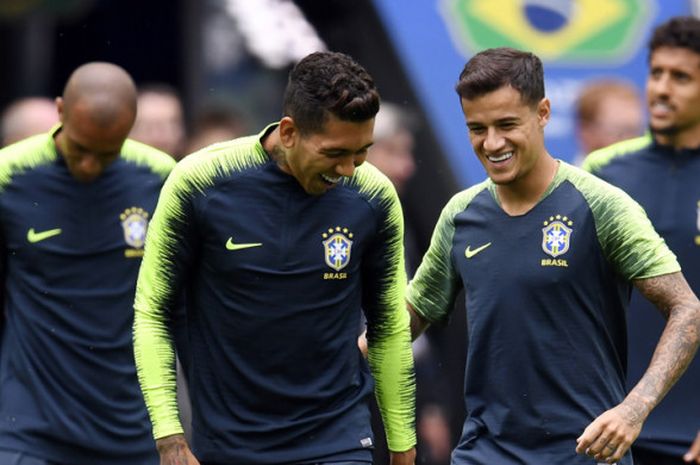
[156,434,200,465]
[575,403,644,464]
[357,330,368,358]
[685,430,700,463]
[389,447,416,465]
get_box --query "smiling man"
[133,51,416,465]
[405,47,700,465]
[0,62,175,465]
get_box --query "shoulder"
[0,132,58,191]
[120,139,176,179]
[441,179,490,219]
[581,134,653,174]
[164,133,268,193]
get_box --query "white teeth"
[321,174,341,184]
[486,152,513,163]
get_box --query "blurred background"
[2,1,699,463]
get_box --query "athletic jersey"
[584,136,700,457]
[133,125,416,464]
[0,127,174,465]
[406,161,679,465]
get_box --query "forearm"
[368,307,417,452]
[133,299,183,439]
[629,272,700,418]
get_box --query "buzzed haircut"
[282,51,380,135]
[455,47,545,107]
[650,16,700,58]
[62,62,137,128]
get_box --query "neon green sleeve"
[354,164,416,452]
[406,182,488,323]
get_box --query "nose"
[335,155,357,178]
[649,73,670,95]
[483,127,505,153]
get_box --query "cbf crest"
[322,226,354,278]
[542,215,573,258]
[120,207,149,257]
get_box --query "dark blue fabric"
[592,140,700,458]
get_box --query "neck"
[261,126,291,173]
[496,154,558,216]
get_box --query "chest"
[1,169,161,260]
[451,188,602,294]
[195,182,379,279]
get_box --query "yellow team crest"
[542,215,573,258]
[120,207,149,252]
[322,226,354,271]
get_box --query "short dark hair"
[455,47,544,107]
[283,51,380,135]
[649,16,700,58]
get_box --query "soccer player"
[133,51,416,465]
[406,47,700,465]
[0,63,175,464]
[583,16,700,465]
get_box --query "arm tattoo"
[629,272,700,418]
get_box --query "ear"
[55,97,65,122]
[537,97,551,127]
[278,116,298,149]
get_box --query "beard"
[649,122,680,137]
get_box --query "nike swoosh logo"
[465,242,491,259]
[225,237,262,251]
[27,227,62,243]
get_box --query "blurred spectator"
[573,79,645,164]
[185,101,248,154]
[1,96,58,146]
[368,102,417,196]
[130,83,187,159]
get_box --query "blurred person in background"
[0,62,174,465]
[584,16,700,465]
[133,51,416,465]
[573,78,645,165]
[185,100,249,154]
[130,83,187,160]
[1,96,58,146]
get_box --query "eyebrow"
[320,142,374,155]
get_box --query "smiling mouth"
[321,174,342,185]
[486,152,513,163]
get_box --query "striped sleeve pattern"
[563,163,679,280]
[133,134,268,439]
[406,181,488,323]
[350,164,416,451]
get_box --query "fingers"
[684,431,700,463]
[576,412,637,464]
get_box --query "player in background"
[0,62,175,465]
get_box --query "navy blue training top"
[0,128,174,465]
